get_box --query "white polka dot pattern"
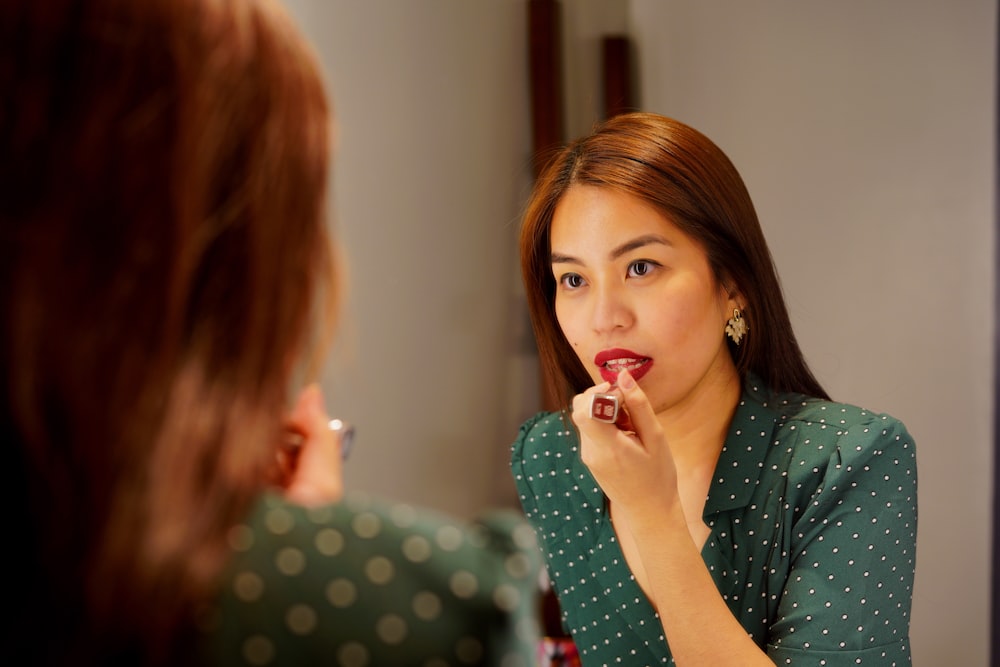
[204,493,542,666]
[510,378,917,666]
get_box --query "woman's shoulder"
[511,410,576,458]
[761,389,917,476]
[770,392,912,442]
[516,409,573,438]
[238,492,538,557]
[204,492,542,665]
[509,409,597,509]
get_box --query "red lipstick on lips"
[594,348,652,384]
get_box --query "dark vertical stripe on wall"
[526,0,566,413]
[601,36,633,119]
[993,4,1000,665]
[527,0,564,180]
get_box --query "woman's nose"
[590,284,632,333]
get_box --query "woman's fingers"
[571,372,677,512]
[571,382,638,476]
[615,368,657,445]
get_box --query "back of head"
[520,112,827,405]
[0,0,333,662]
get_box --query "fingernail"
[618,369,635,389]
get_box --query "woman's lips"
[594,348,653,384]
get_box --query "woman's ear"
[720,274,744,309]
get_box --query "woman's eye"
[628,260,656,278]
[559,273,584,289]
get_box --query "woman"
[512,112,916,666]
[2,1,539,665]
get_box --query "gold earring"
[726,308,747,345]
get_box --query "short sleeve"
[767,415,917,666]
[509,411,551,526]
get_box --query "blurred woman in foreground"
[1,1,539,664]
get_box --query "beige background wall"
[627,3,995,664]
[285,0,537,514]
[285,1,995,664]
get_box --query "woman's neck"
[657,365,742,471]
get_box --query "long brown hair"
[520,112,827,408]
[0,0,334,663]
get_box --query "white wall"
[628,1,996,664]
[282,0,537,516]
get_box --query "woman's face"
[550,184,740,416]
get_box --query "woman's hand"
[571,369,680,522]
[276,383,345,506]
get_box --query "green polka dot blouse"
[510,377,917,666]
[202,492,543,666]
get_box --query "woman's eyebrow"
[550,251,580,265]
[550,234,671,265]
[610,234,671,259]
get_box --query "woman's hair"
[520,112,827,408]
[0,0,335,663]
